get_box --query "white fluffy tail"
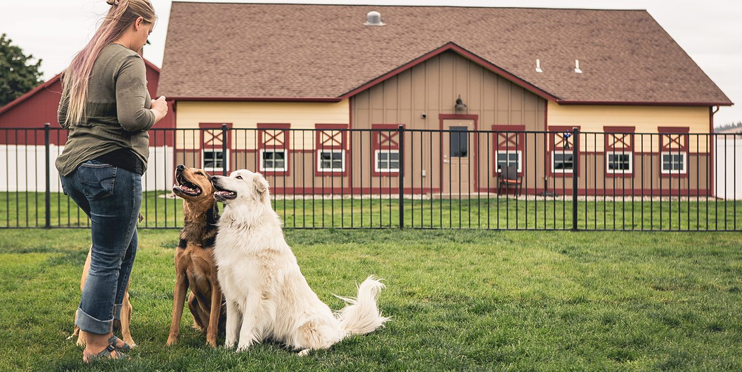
[336,276,389,336]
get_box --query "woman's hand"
[150,96,169,123]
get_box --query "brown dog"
[69,247,135,348]
[166,165,225,347]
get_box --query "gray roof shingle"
[158,3,732,105]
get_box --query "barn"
[157,3,732,197]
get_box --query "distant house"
[0,58,174,191]
[158,3,732,196]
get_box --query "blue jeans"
[60,160,142,335]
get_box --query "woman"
[56,0,167,362]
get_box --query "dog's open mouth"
[173,174,202,197]
[213,186,237,201]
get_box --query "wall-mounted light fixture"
[455,95,467,111]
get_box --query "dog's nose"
[176,164,185,171]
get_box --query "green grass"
[0,229,741,371]
[2,192,741,230]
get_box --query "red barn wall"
[0,60,171,146]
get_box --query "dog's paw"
[298,349,311,357]
[225,338,236,349]
[236,343,252,352]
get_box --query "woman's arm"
[115,55,157,132]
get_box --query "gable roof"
[158,3,732,106]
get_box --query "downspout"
[710,106,718,198]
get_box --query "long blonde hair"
[61,0,155,126]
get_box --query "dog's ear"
[253,173,270,201]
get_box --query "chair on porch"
[497,165,522,196]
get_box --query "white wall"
[715,138,742,200]
[0,145,173,193]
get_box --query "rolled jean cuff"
[113,303,123,320]
[76,307,112,335]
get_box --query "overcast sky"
[2,0,740,126]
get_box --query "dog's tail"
[335,276,389,336]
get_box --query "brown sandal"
[83,344,128,362]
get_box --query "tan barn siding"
[352,51,546,193]
[175,101,349,150]
[548,104,711,152]
[546,104,712,194]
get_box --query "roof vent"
[364,11,384,26]
[535,59,543,73]
[574,59,583,74]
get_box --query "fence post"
[398,125,405,229]
[221,123,228,176]
[44,123,51,229]
[572,127,580,231]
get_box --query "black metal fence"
[1,125,740,231]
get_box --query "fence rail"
[1,125,740,230]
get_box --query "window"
[315,124,348,176]
[450,127,468,157]
[607,152,633,173]
[492,125,525,175]
[658,127,689,177]
[199,123,231,173]
[372,124,402,175]
[203,149,226,171]
[317,150,344,172]
[496,151,522,173]
[375,149,400,172]
[260,150,286,172]
[258,124,290,175]
[661,152,687,174]
[604,126,635,177]
[549,126,579,176]
[552,152,574,173]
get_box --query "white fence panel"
[0,145,173,192]
[715,138,742,200]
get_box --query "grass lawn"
[3,191,741,231]
[0,229,741,371]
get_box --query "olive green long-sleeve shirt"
[56,43,155,176]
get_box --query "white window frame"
[551,151,574,174]
[660,152,687,175]
[259,149,287,172]
[317,150,345,172]
[496,150,522,173]
[374,149,400,173]
[202,149,227,172]
[606,152,633,174]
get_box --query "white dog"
[211,169,389,355]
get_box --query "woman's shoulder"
[98,43,145,72]
[102,43,143,60]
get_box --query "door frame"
[439,114,479,194]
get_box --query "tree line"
[0,33,43,108]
